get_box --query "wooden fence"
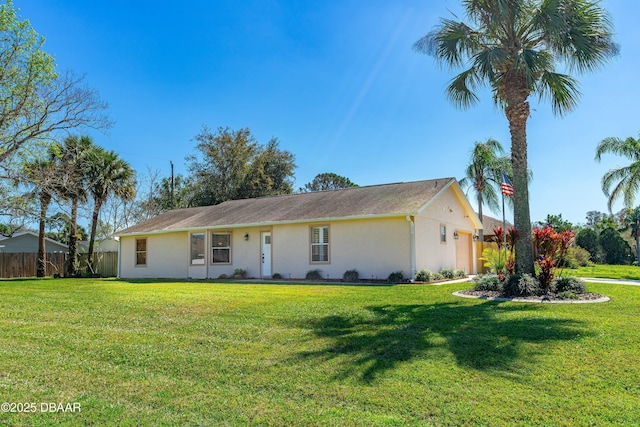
[0,252,118,279]
[475,241,499,274]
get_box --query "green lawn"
[0,278,639,426]
[567,264,640,281]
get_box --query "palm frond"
[458,176,471,192]
[601,163,640,211]
[535,0,617,73]
[536,71,580,116]
[461,137,510,213]
[465,0,525,33]
[413,19,481,69]
[416,0,617,127]
[483,137,505,154]
[595,135,640,162]
[446,68,481,108]
[472,47,506,83]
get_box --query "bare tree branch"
[0,70,113,164]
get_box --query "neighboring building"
[77,238,119,253]
[481,215,513,242]
[115,178,483,280]
[96,237,119,252]
[0,232,68,253]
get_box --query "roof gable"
[116,178,475,236]
[0,231,68,251]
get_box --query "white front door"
[261,232,272,278]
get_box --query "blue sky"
[16,0,640,225]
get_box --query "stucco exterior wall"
[118,186,479,280]
[204,227,265,279]
[120,232,189,279]
[414,186,478,274]
[272,217,411,280]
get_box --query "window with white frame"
[212,232,231,264]
[311,226,329,263]
[440,224,447,243]
[190,233,205,265]
[135,238,147,266]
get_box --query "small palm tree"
[86,146,136,271]
[595,133,640,211]
[459,138,511,240]
[415,0,617,274]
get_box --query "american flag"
[501,173,514,197]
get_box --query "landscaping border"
[452,290,610,304]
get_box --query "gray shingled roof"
[116,178,458,236]
[482,215,512,236]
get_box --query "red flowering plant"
[485,226,518,279]
[532,225,575,292]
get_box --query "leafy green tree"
[299,173,358,193]
[0,182,33,235]
[0,2,111,166]
[620,207,640,265]
[45,213,88,245]
[414,0,617,274]
[598,226,631,265]
[575,228,600,263]
[85,146,136,270]
[45,212,71,242]
[595,133,640,211]
[140,174,191,215]
[539,214,574,233]
[0,0,55,164]
[186,126,296,206]
[238,138,296,199]
[585,211,609,230]
[459,138,511,240]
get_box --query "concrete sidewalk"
[581,277,640,286]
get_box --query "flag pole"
[500,171,513,274]
[500,188,505,273]
[502,189,507,249]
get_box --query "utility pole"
[170,160,175,209]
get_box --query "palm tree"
[58,135,94,276]
[24,155,62,277]
[459,138,511,240]
[595,133,640,212]
[86,146,136,271]
[414,0,617,274]
[621,206,640,265]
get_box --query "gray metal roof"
[116,178,459,236]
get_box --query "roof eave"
[114,212,417,237]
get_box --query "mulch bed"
[454,289,610,303]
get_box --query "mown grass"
[568,264,640,280]
[0,278,638,426]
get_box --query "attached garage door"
[455,232,473,273]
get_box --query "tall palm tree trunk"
[87,199,102,273]
[477,191,484,242]
[67,198,79,276]
[506,84,535,275]
[37,193,52,277]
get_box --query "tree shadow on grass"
[294,301,590,382]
